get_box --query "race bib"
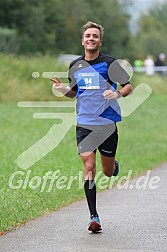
[78,72,100,89]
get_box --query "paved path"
[1,163,167,252]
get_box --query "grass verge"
[0,55,167,232]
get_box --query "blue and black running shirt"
[68,53,129,125]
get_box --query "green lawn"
[0,54,167,232]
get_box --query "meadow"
[0,53,167,232]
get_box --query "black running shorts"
[76,124,118,157]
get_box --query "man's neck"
[84,50,100,61]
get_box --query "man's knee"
[85,163,95,173]
[84,164,96,179]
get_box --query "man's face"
[82,28,101,51]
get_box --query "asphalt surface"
[1,163,167,252]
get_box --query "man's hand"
[49,77,77,98]
[50,77,67,94]
[103,90,119,99]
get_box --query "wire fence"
[134,66,167,74]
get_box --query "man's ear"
[100,41,102,46]
[82,39,84,45]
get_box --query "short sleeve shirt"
[68,53,129,125]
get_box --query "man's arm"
[103,83,133,99]
[50,77,77,98]
[117,83,133,97]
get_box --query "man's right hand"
[50,77,67,94]
[49,77,77,98]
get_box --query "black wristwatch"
[115,90,122,98]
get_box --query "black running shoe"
[113,160,119,176]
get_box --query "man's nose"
[89,35,94,40]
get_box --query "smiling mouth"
[87,42,96,45]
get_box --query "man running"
[50,21,133,232]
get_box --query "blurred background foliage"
[0,0,167,61]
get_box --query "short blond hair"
[82,21,104,40]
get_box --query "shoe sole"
[88,221,102,232]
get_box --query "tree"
[0,0,131,56]
[129,2,167,60]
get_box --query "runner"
[50,21,133,232]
